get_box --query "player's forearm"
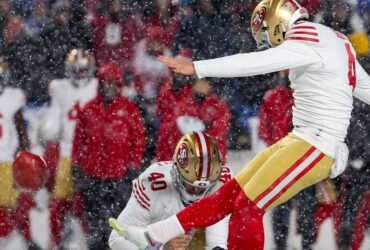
[194,42,321,79]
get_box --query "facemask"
[171,166,214,206]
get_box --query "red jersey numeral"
[345,43,356,89]
[148,172,167,191]
[333,30,356,89]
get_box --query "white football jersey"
[194,21,370,158]
[110,161,233,250]
[40,78,98,157]
[0,87,25,161]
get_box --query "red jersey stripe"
[286,31,319,36]
[290,26,316,30]
[133,192,150,211]
[138,180,150,202]
[134,181,150,207]
[285,37,320,43]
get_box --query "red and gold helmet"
[65,49,95,83]
[251,0,309,48]
[172,132,222,204]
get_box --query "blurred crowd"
[0,0,369,249]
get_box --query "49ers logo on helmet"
[252,7,267,31]
[177,144,188,168]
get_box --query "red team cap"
[97,64,123,87]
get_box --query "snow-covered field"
[1,151,369,250]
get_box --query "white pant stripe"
[257,149,321,208]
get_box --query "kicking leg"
[242,136,333,211]
[227,134,333,250]
[228,192,265,250]
[177,178,241,231]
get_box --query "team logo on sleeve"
[176,144,188,168]
[252,7,267,31]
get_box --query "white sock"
[147,215,185,244]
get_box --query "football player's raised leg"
[242,134,334,211]
[226,134,334,249]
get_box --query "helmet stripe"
[194,132,209,180]
[289,0,300,8]
[205,134,211,180]
[193,132,204,181]
[198,132,209,180]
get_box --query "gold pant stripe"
[257,150,325,210]
[253,146,316,204]
[52,157,74,199]
[235,133,334,210]
[0,162,20,207]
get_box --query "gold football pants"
[236,133,334,210]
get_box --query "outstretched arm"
[158,41,322,79]
[157,56,196,76]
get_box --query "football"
[12,151,49,192]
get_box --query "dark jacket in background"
[1,30,46,103]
